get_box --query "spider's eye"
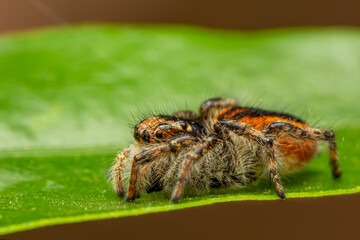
[134,130,141,141]
[142,130,150,143]
[134,132,140,141]
[155,130,163,139]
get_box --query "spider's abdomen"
[216,107,318,172]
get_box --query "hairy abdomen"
[216,107,318,172]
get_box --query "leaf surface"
[0,25,360,235]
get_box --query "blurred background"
[1,0,360,33]
[2,1,360,240]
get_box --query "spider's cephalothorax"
[110,98,340,202]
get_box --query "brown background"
[1,0,360,33]
[2,0,360,239]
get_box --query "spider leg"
[215,120,286,200]
[200,97,239,120]
[265,121,341,178]
[126,135,196,202]
[112,149,130,197]
[171,134,221,203]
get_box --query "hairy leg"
[215,120,286,199]
[265,121,341,178]
[112,149,130,197]
[126,135,196,202]
[171,135,221,202]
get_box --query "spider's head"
[133,115,204,144]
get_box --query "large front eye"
[155,130,163,139]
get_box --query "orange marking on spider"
[110,97,341,203]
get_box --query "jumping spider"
[110,98,340,203]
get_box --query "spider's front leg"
[126,135,196,202]
[171,134,221,203]
[215,120,286,200]
[265,121,341,178]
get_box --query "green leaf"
[0,25,359,235]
